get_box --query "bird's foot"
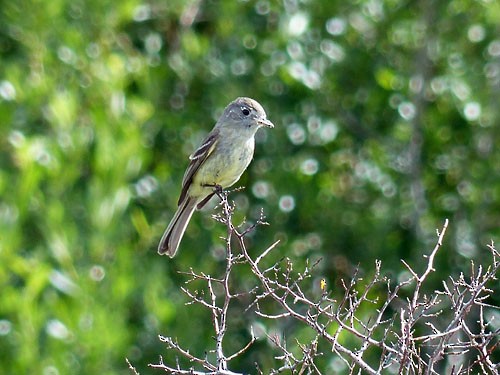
[208,184,227,203]
[213,184,223,195]
[202,183,224,194]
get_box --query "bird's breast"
[194,136,255,190]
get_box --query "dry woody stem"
[146,191,499,374]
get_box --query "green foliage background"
[1,0,499,373]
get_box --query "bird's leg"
[202,183,223,193]
[214,184,224,195]
[202,183,225,200]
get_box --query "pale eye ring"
[241,107,250,116]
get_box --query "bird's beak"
[258,118,274,128]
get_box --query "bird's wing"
[177,130,219,205]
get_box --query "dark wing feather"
[177,130,219,205]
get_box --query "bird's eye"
[241,107,250,116]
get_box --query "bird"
[158,97,274,257]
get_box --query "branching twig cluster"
[146,192,499,374]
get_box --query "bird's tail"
[158,197,197,257]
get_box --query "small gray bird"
[158,97,274,257]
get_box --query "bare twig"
[146,194,499,374]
